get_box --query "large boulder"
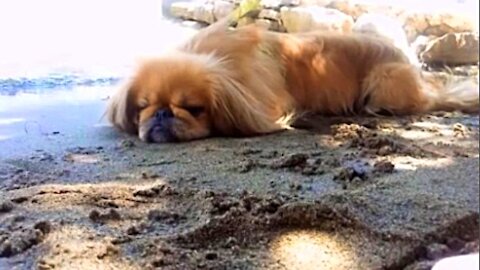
[326,0,403,20]
[170,2,197,20]
[193,2,216,24]
[171,1,228,24]
[411,35,435,58]
[213,0,235,21]
[403,12,478,42]
[280,6,353,33]
[420,32,479,65]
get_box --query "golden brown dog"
[107,16,479,143]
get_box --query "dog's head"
[107,51,288,143]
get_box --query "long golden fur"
[107,16,479,143]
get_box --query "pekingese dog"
[107,15,479,143]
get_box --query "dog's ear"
[208,73,285,137]
[107,81,139,134]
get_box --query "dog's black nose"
[155,108,174,120]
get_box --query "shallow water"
[0,0,199,156]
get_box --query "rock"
[255,19,283,31]
[133,184,177,197]
[259,9,281,21]
[88,209,121,222]
[163,0,195,18]
[37,259,56,270]
[0,201,15,213]
[33,221,52,234]
[237,159,257,173]
[270,153,308,168]
[426,243,451,260]
[411,35,435,57]
[280,6,353,33]
[353,13,419,65]
[373,160,395,174]
[459,240,479,254]
[333,164,368,182]
[261,0,300,9]
[147,209,181,223]
[213,0,235,21]
[152,258,171,267]
[445,237,466,250]
[119,139,135,148]
[193,3,215,24]
[404,12,477,42]
[327,0,402,20]
[299,0,332,6]
[126,225,140,235]
[97,244,119,259]
[420,32,479,65]
[0,228,45,257]
[170,2,197,20]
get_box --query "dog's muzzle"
[139,108,178,143]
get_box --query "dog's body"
[107,16,479,143]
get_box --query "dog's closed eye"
[184,105,205,117]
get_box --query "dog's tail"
[425,74,479,113]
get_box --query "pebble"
[425,243,450,260]
[34,221,52,234]
[0,201,15,213]
[271,153,308,168]
[373,160,395,174]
